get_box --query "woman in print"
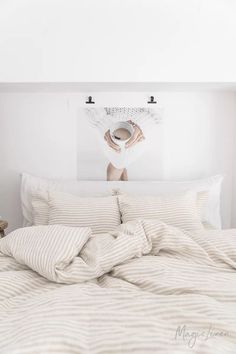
[87,107,161,181]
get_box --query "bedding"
[21,173,114,226]
[112,174,223,229]
[21,173,223,228]
[47,192,120,234]
[32,191,121,233]
[31,189,205,231]
[1,220,236,353]
[31,189,49,225]
[118,192,205,231]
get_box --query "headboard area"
[0,89,235,232]
[20,173,223,232]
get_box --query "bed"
[0,174,236,354]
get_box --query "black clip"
[148,96,157,104]
[86,96,95,104]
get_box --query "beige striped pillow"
[118,192,204,231]
[48,192,120,234]
[32,190,49,226]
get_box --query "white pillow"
[48,192,120,234]
[21,173,223,228]
[118,192,204,231]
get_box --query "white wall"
[1,88,236,232]
[0,0,236,82]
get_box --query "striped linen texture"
[1,220,236,353]
[48,192,121,234]
[32,190,207,232]
[32,189,49,225]
[32,191,121,233]
[31,190,120,227]
[22,173,223,229]
[118,192,206,231]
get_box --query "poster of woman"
[77,107,163,181]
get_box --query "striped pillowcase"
[118,192,204,231]
[48,192,120,234]
[32,190,49,226]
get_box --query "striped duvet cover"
[0,220,236,354]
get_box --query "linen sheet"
[1,220,236,353]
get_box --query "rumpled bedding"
[1,219,236,353]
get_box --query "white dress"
[86,107,162,169]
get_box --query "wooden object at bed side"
[0,220,8,238]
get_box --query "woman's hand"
[104,121,145,152]
[104,130,121,152]
[125,120,144,148]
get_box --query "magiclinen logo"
[174,324,231,348]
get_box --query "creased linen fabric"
[1,221,236,353]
